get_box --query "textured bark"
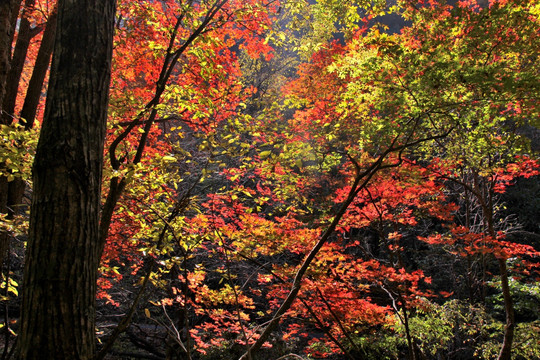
[20,6,57,130]
[2,0,36,124]
[1,7,58,238]
[13,0,116,359]
[0,0,21,121]
[0,0,33,270]
[0,0,22,270]
[0,3,56,271]
[483,194,515,360]
[497,257,515,360]
[480,185,515,360]
[0,176,7,268]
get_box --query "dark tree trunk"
[2,0,36,125]
[0,0,20,118]
[1,5,58,242]
[0,3,56,272]
[20,5,57,130]
[0,0,23,270]
[481,187,515,360]
[497,257,515,360]
[13,0,116,359]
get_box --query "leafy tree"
[13,0,116,358]
[395,1,540,358]
[236,1,539,358]
[1,0,539,359]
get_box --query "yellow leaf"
[260,150,272,158]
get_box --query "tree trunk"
[0,0,21,119]
[0,3,56,272]
[482,186,515,360]
[2,0,36,125]
[2,5,58,239]
[20,5,57,130]
[497,257,515,360]
[0,0,23,271]
[13,0,116,359]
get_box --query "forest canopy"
[0,0,539,359]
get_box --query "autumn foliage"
[1,0,540,359]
